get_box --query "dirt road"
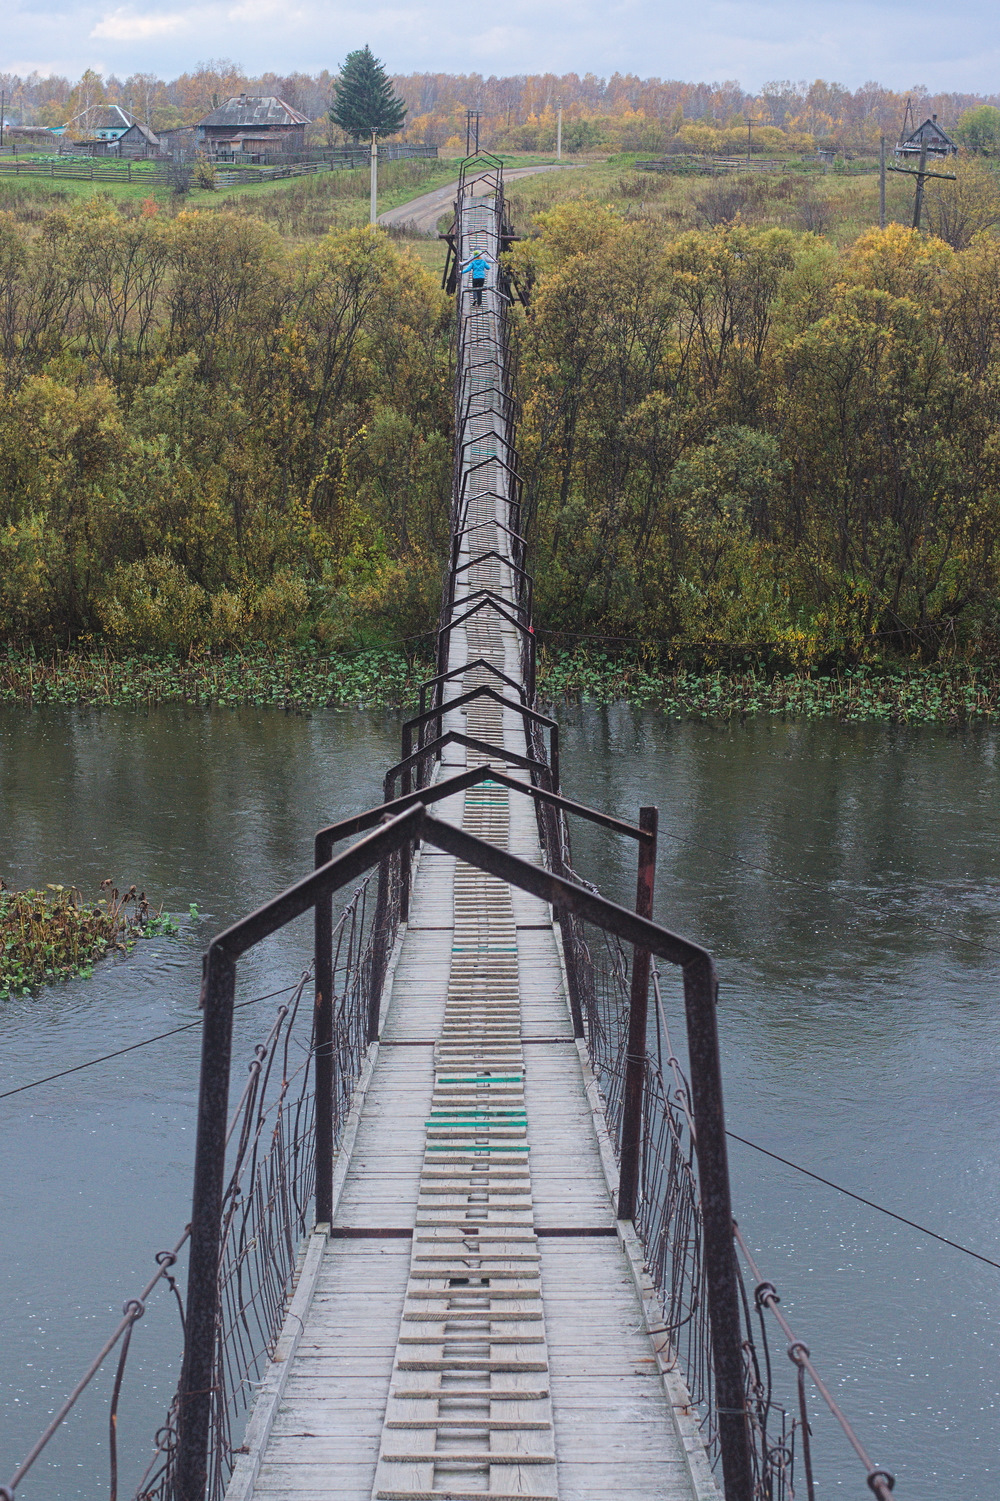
[377,162,577,235]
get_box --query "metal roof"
[197,95,311,129]
[899,116,958,151]
[90,105,137,131]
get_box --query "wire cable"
[0,984,300,1103]
[727,1129,1000,1272]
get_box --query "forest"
[4,170,1000,670]
[4,61,1000,156]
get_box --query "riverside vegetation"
[6,188,1000,715]
[0,880,183,998]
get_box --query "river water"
[1,703,997,1499]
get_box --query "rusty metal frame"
[400,683,557,790]
[449,551,533,620]
[435,595,536,699]
[176,803,751,1501]
[418,659,526,722]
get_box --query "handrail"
[175,803,749,1501]
[400,683,557,789]
[733,1225,897,1501]
[314,763,651,851]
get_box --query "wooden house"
[896,115,958,158]
[194,95,310,158]
[89,105,138,141]
[117,121,161,157]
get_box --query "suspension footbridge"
[2,158,899,1501]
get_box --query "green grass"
[502,153,908,246]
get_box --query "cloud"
[90,8,189,40]
[5,0,1000,92]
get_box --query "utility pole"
[556,104,562,160]
[879,135,886,229]
[369,127,378,226]
[0,91,5,150]
[747,112,751,164]
[912,139,929,230]
[886,134,955,231]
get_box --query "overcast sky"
[6,0,1000,94]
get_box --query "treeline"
[8,196,1000,667]
[398,76,997,156]
[0,203,451,648]
[4,61,1000,154]
[513,210,1000,664]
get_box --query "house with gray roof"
[895,114,958,158]
[194,95,310,157]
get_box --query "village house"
[895,114,959,158]
[116,121,161,157]
[89,105,137,141]
[194,95,310,159]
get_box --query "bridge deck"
[225,176,715,1501]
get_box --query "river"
[1,702,997,1499]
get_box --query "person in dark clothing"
[460,249,493,306]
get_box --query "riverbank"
[0,647,422,710]
[4,646,1000,721]
[539,651,1000,722]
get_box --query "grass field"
[0,149,915,250]
[501,152,913,245]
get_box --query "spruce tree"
[329,47,407,142]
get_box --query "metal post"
[399,726,413,921]
[369,128,377,226]
[879,136,886,229]
[314,840,334,1224]
[175,944,237,1501]
[368,855,391,1042]
[682,952,754,1501]
[912,139,928,231]
[549,810,584,1037]
[617,807,657,1221]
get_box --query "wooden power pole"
[887,136,955,232]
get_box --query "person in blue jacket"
[460,249,493,306]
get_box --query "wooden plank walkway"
[225,176,717,1501]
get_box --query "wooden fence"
[635,154,878,177]
[0,158,351,186]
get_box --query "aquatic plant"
[538,649,1000,723]
[0,880,179,998]
[0,646,427,711]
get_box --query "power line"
[7,970,997,1274]
[727,1130,1000,1272]
[0,984,300,1103]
